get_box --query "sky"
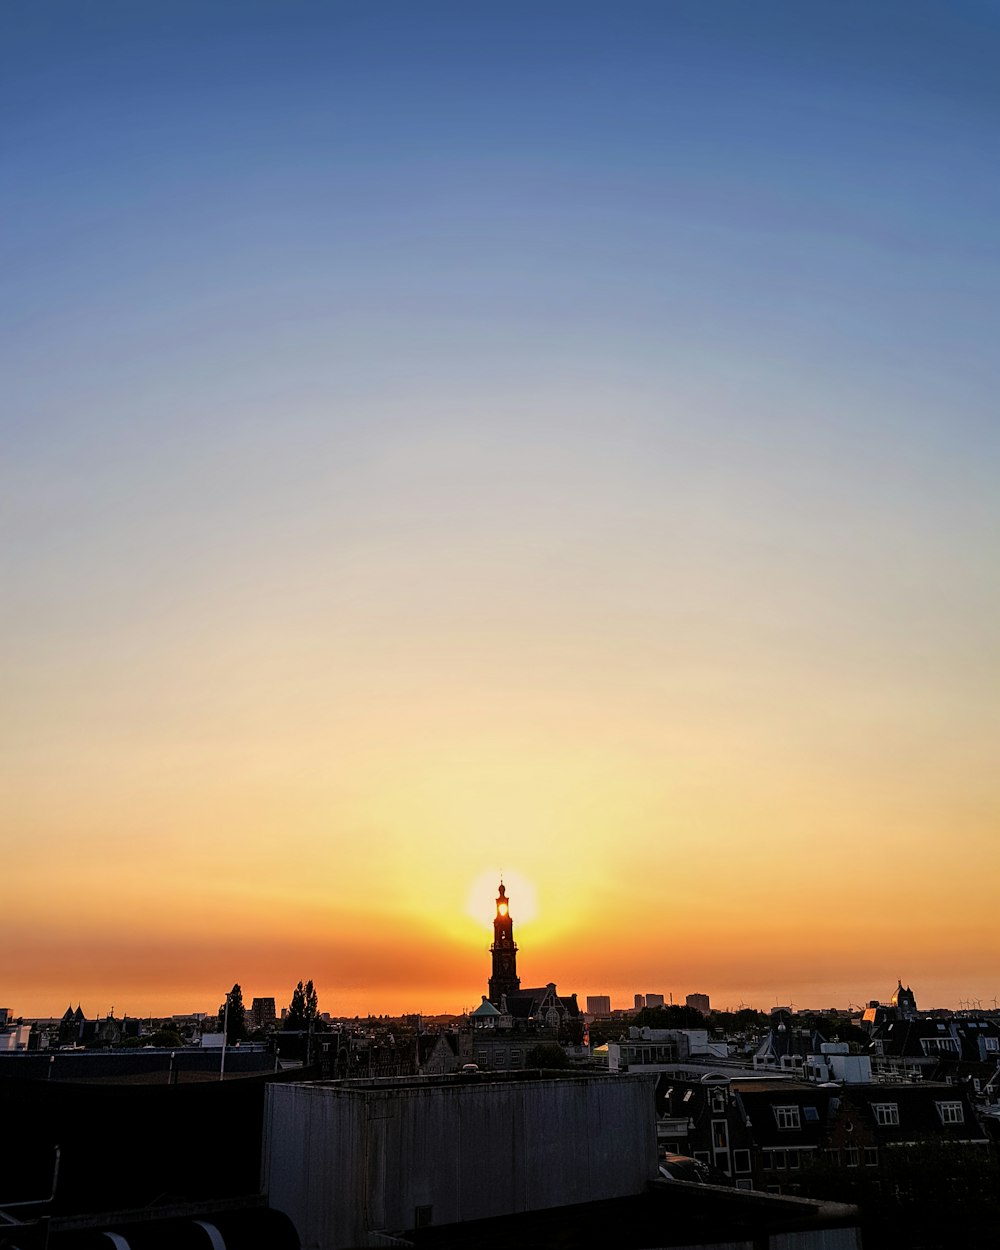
[3,1,999,1020]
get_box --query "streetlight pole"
[220,997,229,1081]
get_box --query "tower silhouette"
[488,881,520,1004]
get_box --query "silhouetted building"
[487,882,520,1004]
[474,883,582,1068]
[686,993,711,1016]
[250,997,277,1032]
[587,995,611,1016]
[891,979,918,1021]
[862,978,920,1030]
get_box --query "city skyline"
[3,873,993,1021]
[5,3,1000,1019]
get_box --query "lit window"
[774,1105,801,1130]
[872,1103,899,1127]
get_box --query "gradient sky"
[4,2,999,1020]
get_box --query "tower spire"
[488,880,520,1004]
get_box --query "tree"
[285,979,319,1030]
[147,1028,185,1049]
[525,1042,570,1070]
[633,1004,706,1030]
[219,984,246,1042]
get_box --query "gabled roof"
[417,1033,460,1063]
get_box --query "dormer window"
[936,1101,964,1125]
[774,1106,801,1130]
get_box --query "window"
[825,1148,840,1166]
[511,1049,523,1065]
[985,1037,998,1052]
[788,1151,800,1170]
[923,1037,959,1055]
[803,1105,820,1122]
[845,1147,860,1168]
[712,1121,728,1149]
[864,1147,879,1167]
[733,1149,751,1174]
[711,1089,727,1113]
[872,1103,899,1127]
[762,1150,774,1169]
[774,1105,801,1130]
[773,1150,787,1170]
[476,1050,488,1066]
[495,1050,507,1066]
[936,1101,964,1125]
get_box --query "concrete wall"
[263,1074,657,1250]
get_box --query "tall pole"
[220,998,229,1081]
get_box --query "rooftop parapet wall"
[263,1073,657,1250]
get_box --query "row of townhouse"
[655,1070,991,1195]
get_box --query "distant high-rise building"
[488,882,520,1004]
[250,997,277,1031]
[586,995,611,1016]
[645,993,664,1008]
[634,994,645,1011]
[686,993,710,1016]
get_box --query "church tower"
[488,881,520,1004]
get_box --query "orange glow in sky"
[5,5,1000,1023]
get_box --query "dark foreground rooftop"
[384,1179,861,1250]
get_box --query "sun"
[465,869,539,930]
